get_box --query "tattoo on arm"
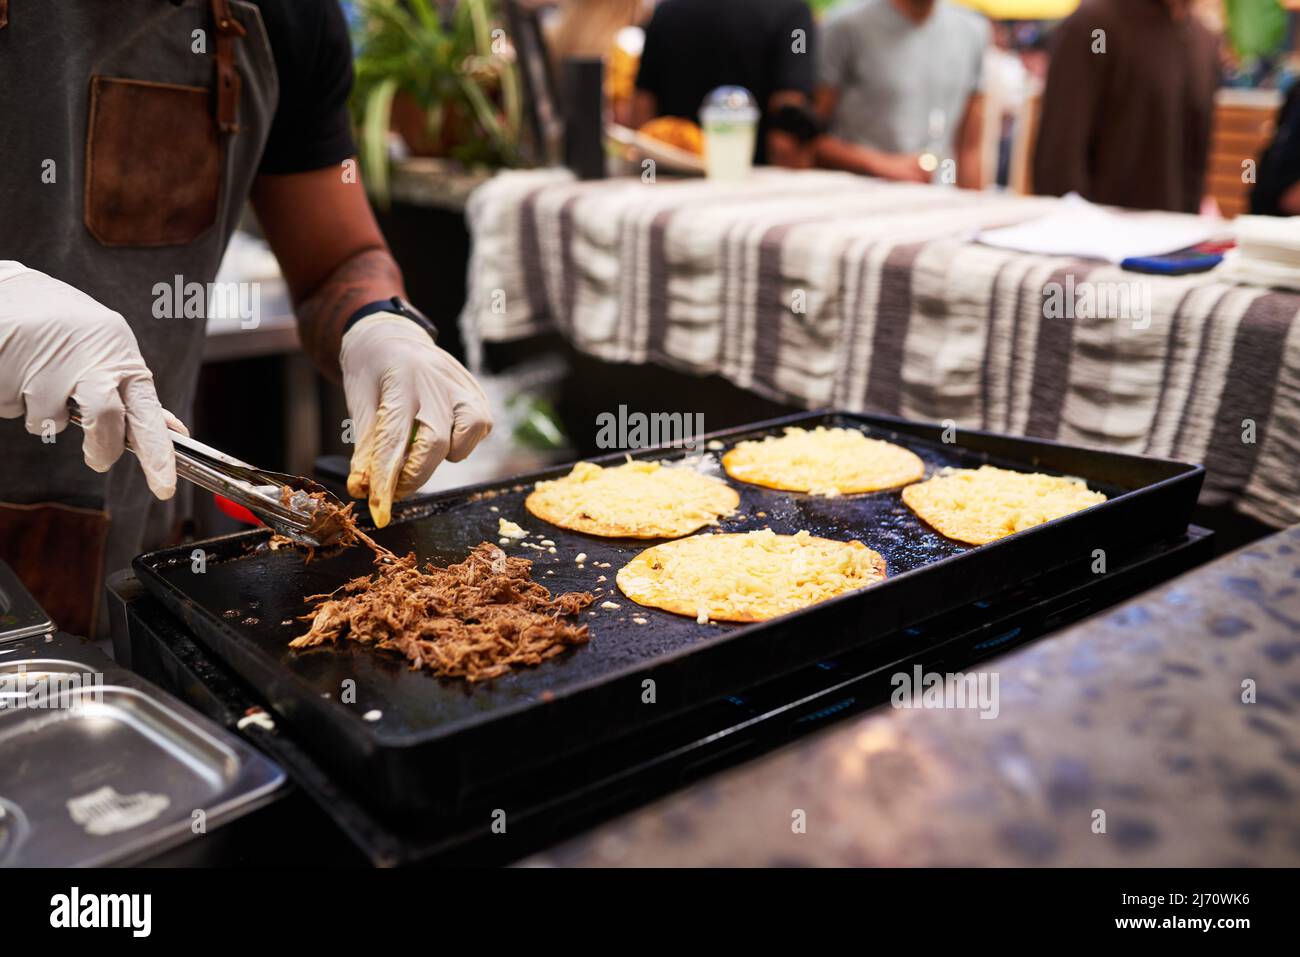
[294,247,406,382]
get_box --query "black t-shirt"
[246,0,357,174]
[635,0,815,164]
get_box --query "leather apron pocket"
[0,502,110,637]
[84,76,221,247]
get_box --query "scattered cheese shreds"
[497,518,528,540]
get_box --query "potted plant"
[351,0,524,205]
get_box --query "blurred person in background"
[1251,81,1300,216]
[546,0,649,124]
[814,0,990,187]
[631,0,821,167]
[1033,0,1219,213]
[548,0,645,60]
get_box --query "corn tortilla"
[525,460,739,539]
[616,529,887,622]
[902,465,1107,545]
[722,426,925,495]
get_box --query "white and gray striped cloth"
[460,168,1300,528]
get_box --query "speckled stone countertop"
[524,526,1300,867]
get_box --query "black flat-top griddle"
[133,411,1204,813]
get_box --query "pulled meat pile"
[291,543,594,682]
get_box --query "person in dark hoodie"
[1033,0,1220,213]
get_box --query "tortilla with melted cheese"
[616,529,887,622]
[526,460,739,539]
[901,465,1107,545]
[722,426,925,495]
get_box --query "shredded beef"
[276,487,391,561]
[290,542,595,682]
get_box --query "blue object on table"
[1121,248,1224,275]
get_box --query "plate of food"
[608,118,707,175]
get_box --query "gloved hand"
[340,313,492,527]
[0,261,186,499]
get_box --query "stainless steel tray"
[0,646,283,867]
[0,658,103,709]
[0,561,55,644]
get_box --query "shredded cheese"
[497,518,528,540]
[722,426,925,495]
[617,529,886,622]
[901,465,1106,545]
[526,460,738,539]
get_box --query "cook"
[0,0,492,637]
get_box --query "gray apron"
[0,0,278,635]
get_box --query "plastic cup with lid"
[699,86,759,182]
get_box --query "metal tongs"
[67,402,348,547]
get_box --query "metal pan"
[0,645,284,867]
[133,411,1203,813]
[0,684,281,866]
[0,561,55,644]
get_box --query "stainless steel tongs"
[67,402,348,547]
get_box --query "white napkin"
[975,193,1216,264]
[1216,247,1300,292]
[1214,215,1300,290]
[1231,214,1300,267]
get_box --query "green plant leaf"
[500,57,522,140]
[1225,0,1287,63]
[361,76,398,207]
[350,0,523,173]
[406,0,440,33]
[458,72,509,156]
[465,0,493,57]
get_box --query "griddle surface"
[135,412,1181,765]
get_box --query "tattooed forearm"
[294,247,406,382]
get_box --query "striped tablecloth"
[459,168,1300,528]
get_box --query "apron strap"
[211,0,246,134]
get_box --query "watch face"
[395,298,438,340]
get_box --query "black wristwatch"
[342,296,439,343]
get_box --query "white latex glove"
[340,313,492,527]
[0,261,187,499]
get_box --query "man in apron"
[0,0,492,637]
